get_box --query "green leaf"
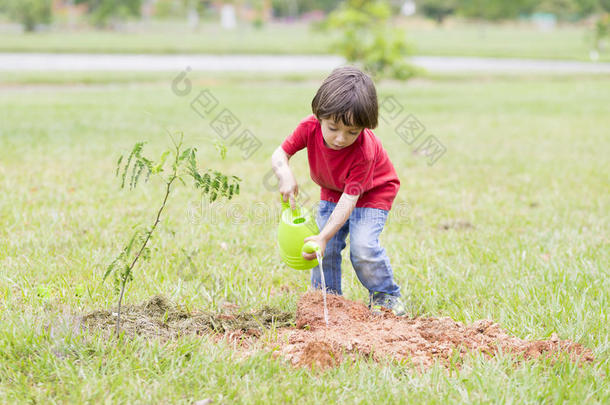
[116,155,123,177]
[152,150,170,174]
[214,140,227,160]
[120,141,145,189]
[179,147,192,162]
[103,261,117,281]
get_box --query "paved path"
[1,53,610,74]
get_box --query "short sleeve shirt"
[281,115,400,210]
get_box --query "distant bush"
[74,0,142,28]
[2,0,52,32]
[456,0,599,21]
[325,0,418,80]
[595,0,610,52]
[418,0,458,24]
[153,0,187,19]
[271,0,342,17]
[457,0,537,21]
[534,0,602,20]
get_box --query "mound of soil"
[273,291,594,369]
[80,293,594,370]
[81,295,293,341]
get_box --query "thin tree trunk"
[115,176,176,336]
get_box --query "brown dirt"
[80,293,594,371]
[272,291,594,369]
[81,295,293,341]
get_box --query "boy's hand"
[279,174,299,210]
[301,192,358,261]
[272,146,299,210]
[302,235,327,261]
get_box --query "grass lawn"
[0,71,608,403]
[410,23,606,61]
[0,21,608,62]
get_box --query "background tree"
[271,0,341,17]
[324,0,417,80]
[534,0,599,19]
[418,0,458,24]
[458,0,537,21]
[74,0,142,28]
[2,0,52,32]
[415,0,601,22]
[595,0,610,52]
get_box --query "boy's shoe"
[369,292,407,317]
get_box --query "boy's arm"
[303,192,359,260]
[271,146,299,210]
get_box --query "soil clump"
[275,291,594,369]
[81,293,594,370]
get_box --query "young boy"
[271,66,405,316]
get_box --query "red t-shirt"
[281,115,400,211]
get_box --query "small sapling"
[105,133,241,336]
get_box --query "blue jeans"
[311,200,401,298]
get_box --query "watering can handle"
[280,194,291,210]
[280,194,298,215]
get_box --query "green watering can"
[278,196,320,270]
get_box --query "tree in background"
[457,0,537,21]
[271,0,341,17]
[595,0,610,53]
[454,0,600,21]
[300,0,342,13]
[153,0,188,18]
[536,0,588,19]
[74,0,142,28]
[325,0,417,80]
[1,0,52,32]
[417,0,458,24]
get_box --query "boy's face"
[319,117,363,150]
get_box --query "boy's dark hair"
[311,66,378,129]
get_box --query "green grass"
[0,21,608,62]
[0,23,332,55]
[410,23,606,61]
[0,71,608,403]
